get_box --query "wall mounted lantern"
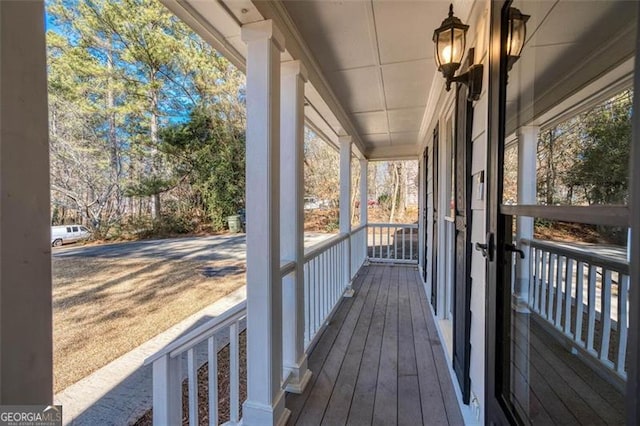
[506,7,530,71]
[433,4,483,100]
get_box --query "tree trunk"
[389,163,400,223]
[546,129,555,205]
[149,87,161,219]
[351,164,360,224]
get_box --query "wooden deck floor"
[511,313,625,425]
[286,264,464,426]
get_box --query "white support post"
[515,126,539,311]
[152,355,182,426]
[0,1,53,403]
[280,60,312,394]
[360,159,368,261]
[340,136,354,297]
[241,20,290,426]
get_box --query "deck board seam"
[313,264,377,424]
[347,265,391,425]
[402,266,424,422]
[289,266,371,424]
[340,264,385,424]
[319,262,383,425]
[415,268,460,426]
[370,266,391,424]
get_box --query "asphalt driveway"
[53,232,334,261]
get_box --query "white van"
[51,225,91,247]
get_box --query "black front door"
[452,81,473,404]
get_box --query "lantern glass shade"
[506,8,529,69]
[434,27,466,70]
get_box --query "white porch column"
[0,1,53,403]
[241,20,290,426]
[359,159,368,226]
[515,125,539,310]
[280,60,311,394]
[340,136,354,296]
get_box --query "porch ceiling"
[162,0,462,160]
[281,0,450,159]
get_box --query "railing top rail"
[522,238,629,274]
[350,224,367,234]
[304,232,349,262]
[144,300,247,364]
[280,260,296,277]
[367,222,418,228]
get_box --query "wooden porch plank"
[414,268,465,426]
[398,267,419,376]
[528,353,580,424]
[295,264,377,425]
[397,267,423,425]
[510,318,582,424]
[372,266,399,425]
[320,263,384,425]
[511,360,555,425]
[288,265,463,426]
[286,266,371,424]
[407,268,450,426]
[529,338,605,424]
[347,265,392,425]
[528,321,624,424]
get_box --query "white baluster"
[187,348,198,426]
[563,258,574,336]
[540,251,548,316]
[617,275,629,376]
[229,322,240,424]
[554,255,563,328]
[600,269,612,365]
[208,337,218,426]
[575,261,585,344]
[586,265,597,355]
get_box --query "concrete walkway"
[54,286,247,425]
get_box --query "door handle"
[475,242,488,257]
[475,232,494,261]
[505,243,525,259]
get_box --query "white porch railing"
[350,224,367,276]
[367,223,419,264]
[144,301,246,426]
[522,239,630,380]
[303,233,350,349]
[145,223,416,424]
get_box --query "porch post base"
[284,356,312,393]
[512,294,530,313]
[241,391,290,426]
[343,286,355,298]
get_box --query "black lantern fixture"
[506,7,530,71]
[433,4,483,100]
